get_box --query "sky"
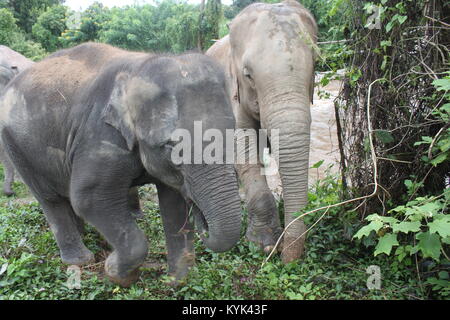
[65,0,233,11]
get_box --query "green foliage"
[165,9,199,53]
[6,31,47,61]
[0,7,46,61]
[0,169,430,300]
[200,0,222,50]
[0,8,18,45]
[4,0,62,33]
[414,74,450,167]
[31,4,67,52]
[99,5,157,51]
[99,1,199,53]
[354,179,449,298]
[61,2,111,45]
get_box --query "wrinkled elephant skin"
[207,0,318,262]
[0,45,34,196]
[0,43,242,286]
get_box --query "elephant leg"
[235,112,282,253]
[156,183,195,280]
[39,197,94,265]
[70,163,148,287]
[0,147,15,196]
[0,135,93,263]
[128,186,143,218]
[238,163,282,252]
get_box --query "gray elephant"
[207,0,318,263]
[0,45,34,196]
[0,42,242,286]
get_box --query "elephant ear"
[102,72,137,151]
[310,69,315,105]
[102,72,178,150]
[227,52,241,115]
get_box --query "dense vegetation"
[0,170,429,299]
[0,0,448,300]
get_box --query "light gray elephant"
[207,0,317,263]
[0,45,34,196]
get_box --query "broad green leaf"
[404,180,413,189]
[392,221,421,233]
[416,232,442,261]
[354,220,383,239]
[438,139,450,152]
[379,216,399,224]
[386,21,394,33]
[433,78,450,91]
[428,218,450,238]
[367,213,398,224]
[397,15,407,24]
[374,233,399,256]
[430,153,448,166]
[441,103,450,114]
[416,202,442,217]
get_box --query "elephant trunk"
[187,164,242,252]
[261,85,311,263]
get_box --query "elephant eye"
[243,67,253,80]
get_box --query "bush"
[31,5,67,52]
[0,8,19,45]
[8,32,47,61]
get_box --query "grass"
[0,166,430,300]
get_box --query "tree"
[0,7,18,45]
[198,0,222,51]
[100,5,158,51]
[6,0,63,33]
[166,9,199,53]
[31,4,67,52]
[100,1,200,53]
[62,2,110,45]
[0,7,46,61]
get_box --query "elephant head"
[0,46,34,91]
[0,64,18,91]
[102,54,242,253]
[210,1,318,262]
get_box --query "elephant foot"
[106,268,141,287]
[173,249,195,280]
[104,251,143,287]
[61,247,95,266]
[246,225,282,254]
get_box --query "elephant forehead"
[126,76,162,105]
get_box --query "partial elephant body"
[0,43,242,286]
[207,0,318,262]
[0,46,34,196]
